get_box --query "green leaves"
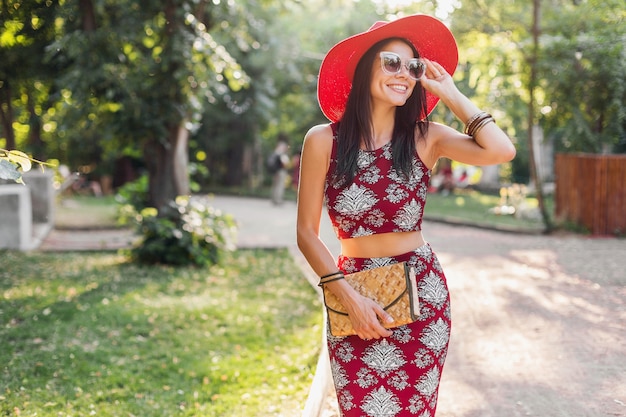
[0,149,40,183]
[128,196,238,267]
[0,158,24,183]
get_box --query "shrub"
[115,174,150,213]
[129,196,238,267]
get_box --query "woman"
[296,14,515,416]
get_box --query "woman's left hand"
[418,59,458,100]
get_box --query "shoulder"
[303,123,334,154]
[304,123,334,142]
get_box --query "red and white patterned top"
[324,123,431,240]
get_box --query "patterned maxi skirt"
[328,243,451,417]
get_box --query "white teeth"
[389,84,407,93]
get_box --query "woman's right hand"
[345,293,394,340]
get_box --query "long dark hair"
[333,38,429,186]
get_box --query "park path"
[41,195,626,417]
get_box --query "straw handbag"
[323,262,420,337]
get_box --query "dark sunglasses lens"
[383,55,401,73]
[408,60,425,79]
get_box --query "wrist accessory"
[318,271,345,287]
[322,262,420,337]
[465,112,495,136]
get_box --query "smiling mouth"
[388,84,408,93]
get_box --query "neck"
[366,108,396,149]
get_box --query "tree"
[538,0,626,153]
[49,0,251,211]
[0,0,60,158]
[449,0,625,231]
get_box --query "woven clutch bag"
[323,262,420,337]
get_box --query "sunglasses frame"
[379,51,426,81]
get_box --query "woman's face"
[369,40,417,110]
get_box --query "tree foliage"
[449,0,625,165]
[1,0,624,196]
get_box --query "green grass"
[424,189,549,232]
[0,249,322,416]
[56,189,552,233]
[55,196,120,229]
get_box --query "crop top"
[324,123,431,240]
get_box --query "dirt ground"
[42,196,626,417]
[316,223,626,417]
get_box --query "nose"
[400,64,411,76]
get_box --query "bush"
[115,174,149,214]
[129,196,238,267]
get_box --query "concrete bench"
[0,185,33,250]
[0,171,54,250]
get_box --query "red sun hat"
[317,14,458,123]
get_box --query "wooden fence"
[554,153,626,236]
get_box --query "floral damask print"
[325,135,431,239]
[364,209,386,229]
[335,341,356,362]
[363,339,407,377]
[361,386,402,417]
[415,366,441,398]
[357,150,378,169]
[356,367,379,389]
[388,370,410,391]
[391,324,413,344]
[353,225,375,238]
[335,215,356,235]
[412,348,435,369]
[363,256,394,270]
[407,394,428,415]
[324,137,448,416]
[385,182,410,204]
[335,183,379,218]
[339,390,356,412]
[419,318,450,355]
[419,272,449,310]
[331,358,350,390]
[393,199,423,231]
[360,165,382,184]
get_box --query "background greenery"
[0,248,322,416]
[1,0,624,205]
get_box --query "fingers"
[421,58,448,80]
[356,306,394,340]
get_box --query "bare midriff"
[340,230,426,258]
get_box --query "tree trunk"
[144,123,190,212]
[0,81,16,150]
[26,88,45,160]
[528,0,553,232]
[78,0,97,32]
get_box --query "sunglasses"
[379,51,426,81]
